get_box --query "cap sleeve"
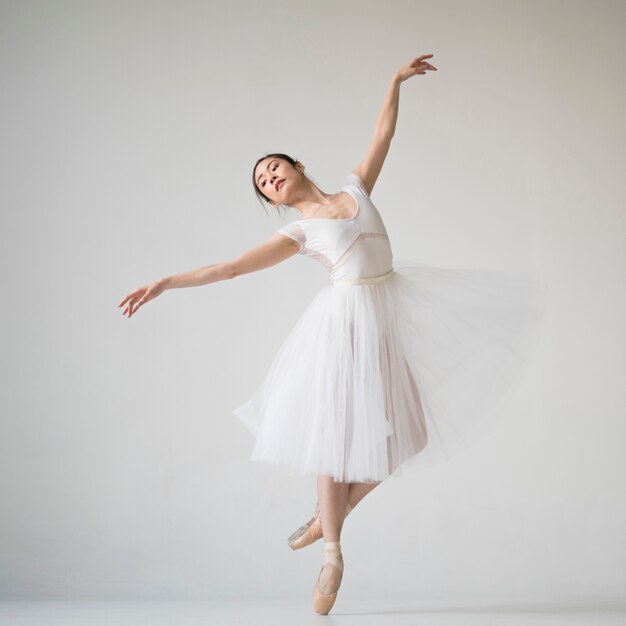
[344,172,370,197]
[275,222,306,253]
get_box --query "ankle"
[322,540,344,574]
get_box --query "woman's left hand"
[395,54,437,82]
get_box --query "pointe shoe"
[287,501,353,551]
[312,541,344,615]
[287,502,322,550]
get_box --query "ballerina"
[119,53,548,615]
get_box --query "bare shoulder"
[350,167,374,196]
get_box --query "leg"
[317,474,349,541]
[347,480,382,510]
[288,478,374,551]
[316,474,349,595]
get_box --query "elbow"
[375,128,394,142]
[226,261,240,279]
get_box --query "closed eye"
[261,163,278,188]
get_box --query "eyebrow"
[256,159,278,185]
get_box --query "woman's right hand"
[395,54,437,83]
[118,279,166,318]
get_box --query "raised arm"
[352,54,437,196]
[118,233,299,318]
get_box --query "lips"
[275,179,285,191]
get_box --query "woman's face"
[254,157,300,207]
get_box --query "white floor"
[0,601,625,626]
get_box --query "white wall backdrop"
[1,0,625,609]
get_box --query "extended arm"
[353,54,436,196]
[119,233,299,318]
[162,232,299,289]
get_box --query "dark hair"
[252,152,303,216]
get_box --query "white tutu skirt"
[233,259,549,482]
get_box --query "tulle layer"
[233,258,549,482]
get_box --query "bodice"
[275,173,394,282]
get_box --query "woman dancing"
[119,54,547,614]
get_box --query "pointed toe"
[312,546,344,615]
[288,514,322,550]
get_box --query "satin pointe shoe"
[312,541,344,615]
[287,501,354,550]
[287,502,322,550]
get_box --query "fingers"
[127,300,142,318]
[413,61,436,70]
[119,286,149,318]
[131,296,147,316]
[118,288,142,308]
[412,54,433,65]
[412,62,437,74]
[119,296,134,318]
[119,295,144,318]
[409,54,437,72]
[396,55,436,82]
[128,289,155,317]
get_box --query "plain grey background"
[1,0,625,610]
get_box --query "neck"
[288,179,335,216]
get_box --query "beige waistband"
[332,268,395,286]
